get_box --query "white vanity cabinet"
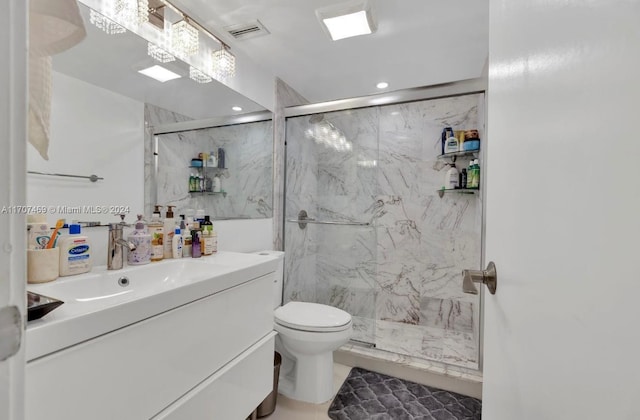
[26,255,277,420]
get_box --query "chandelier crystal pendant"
[89,9,127,34]
[189,66,212,83]
[172,20,199,57]
[211,46,236,80]
[114,0,149,27]
[148,42,176,63]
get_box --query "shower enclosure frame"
[281,78,488,370]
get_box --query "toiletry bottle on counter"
[58,224,91,276]
[201,216,214,255]
[128,216,151,265]
[172,227,183,259]
[445,164,459,190]
[191,230,202,258]
[163,205,176,259]
[149,206,164,262]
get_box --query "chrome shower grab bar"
[286,218,370,226]
[28,171,104,182]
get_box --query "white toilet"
[255,251,353,404]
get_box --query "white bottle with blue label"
[58,224,92,276]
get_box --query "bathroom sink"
[26,251,279,361]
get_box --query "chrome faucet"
[108,222,136,270]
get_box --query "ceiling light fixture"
[147,42,175,63]
[211,46,236,80]
[116,0,149,27]
[376,82,389,89]
[171,19,199,57]
[138,65,181,82]
[316,0,376,41]
[189,66,212,83]
[232,106,242,111]
[89,9,126,34]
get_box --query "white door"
[0,1,28,419]
[483,0,640,418]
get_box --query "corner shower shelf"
[437,150,479,161]
[437,188,478,198]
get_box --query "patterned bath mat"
[327,367,481,420]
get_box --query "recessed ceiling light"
[232,106,243,111]
[376,82,389,89]
[316,1,376,41]
[137,65,181,82]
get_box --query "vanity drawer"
[26,274,274,420]
[153,332,276,420]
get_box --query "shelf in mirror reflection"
[188,166,228,170]
[188,191,227,197]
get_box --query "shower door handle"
[462,262,497,295]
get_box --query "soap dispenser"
[127,215,151,265]
[163,205,176,259]
[149,206,164,262]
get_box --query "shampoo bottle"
[127,216,151,265]
[445,164,459,190]
[58,224,92,276]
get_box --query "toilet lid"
[275,302,352,332]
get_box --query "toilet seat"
[275,302,352,333]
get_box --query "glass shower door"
[284,107,378,344]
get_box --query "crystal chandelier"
[89,9,126,34]
[148,42,175,63]
[172,20,199,57]
[115,0,149,27]
[189,66,212,83]
[211,46,236,80]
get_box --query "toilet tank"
[254,250,284,309]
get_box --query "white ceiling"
[53,3,266,120]
[171,0,489,103]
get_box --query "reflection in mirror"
[26,1,272,227]
[152,118,274,220]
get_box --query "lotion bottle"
[58,224,92,276]
[172,227,183,259]
[163,205,176,259]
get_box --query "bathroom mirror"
[27,2,273,225]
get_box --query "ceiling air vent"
[224,20,270,40]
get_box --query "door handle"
[462,262,497,295]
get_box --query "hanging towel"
[29,0,86,160]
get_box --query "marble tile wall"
[273,78,308,251]
[145,104,273,219]
[284,94,483,369]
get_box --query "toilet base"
[277,349,335,404]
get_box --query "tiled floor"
[266,363,352,420]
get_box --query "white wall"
[27,72,145,226]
